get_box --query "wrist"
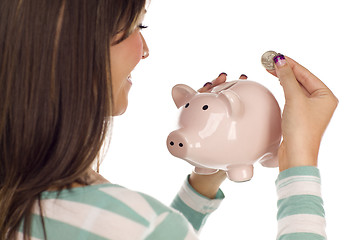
[279,161,318,172]
[278,143,318,172]
[189,170,226,199]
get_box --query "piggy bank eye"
[202,105,208,110]
[185,103,190,108]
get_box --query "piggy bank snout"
[167,131,188,159]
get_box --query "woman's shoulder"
[34,184,196,239]
[35,183,184,239]
[40,183,176,221]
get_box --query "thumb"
[273,54,302,100]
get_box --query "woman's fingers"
[285,56,329,95]
[212,72,227,86]
[266,69,277,78]
[268,55,330,97]
[198,72,227,93]
[273,54,303,100]
[198,72,247,93]
[239,74,248,80]
[198,82,213,93]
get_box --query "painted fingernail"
[218,72,227,77]
[273,54,286,67]
[240,74,248,78]
[203,82,213,87]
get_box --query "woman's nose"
[141,33,149,59]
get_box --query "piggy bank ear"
[172,84,197,109]
[219,90,244,118]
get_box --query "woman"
[0,0,338,239]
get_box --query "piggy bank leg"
[193,167,219,175]
[226,165,254,182]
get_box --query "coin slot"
[211,81,238,93]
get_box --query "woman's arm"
[269,54,337,239]
[188,170,227,199]
[269,54,338,171]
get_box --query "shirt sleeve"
[170,175,225,233]
[276,166,326,240]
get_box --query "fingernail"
[218,72,227,77]
[240,74,248,78]
[273,54,286,67]
[203,82,213,87]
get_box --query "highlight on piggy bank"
[166,80,282,182]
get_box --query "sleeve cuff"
[177,175,224,214]
[276,166,320,184]
[275,166,322,201]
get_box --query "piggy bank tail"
[258,141,280,168]
[258,152,279,168]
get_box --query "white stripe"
[277,180,322,200]
[277,214,326,238]
[152,212,168,229]
[143,212,169,238]
[184,227,199,240]
[35,198,147,239]
[146,212,199,240]
[16,232,42,240]
[178,182,222,214]
[277,175,320,188]
[99,186,157,223]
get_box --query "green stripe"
[171,195,208,231]
[20,214,108,240]
[277,176,321,189]
[276,166,320,183]
[139,193,172,216]
[41,185,149,227]
[278,232,326,240]
[277,195,324,220]
[144,212,190,240]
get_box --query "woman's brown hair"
[0,0,146,239]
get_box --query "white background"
[101,0,360,239]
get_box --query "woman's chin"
[112,85,130,116]
[113,106,127,116]
[112,100,128,116]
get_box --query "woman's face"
[110,14,149,116]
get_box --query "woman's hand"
[268,55,338,172]
[188,73,248,198]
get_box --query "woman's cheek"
[131,32,144,63]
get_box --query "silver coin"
[261,50,278,70]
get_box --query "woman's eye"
[138,24,148,30]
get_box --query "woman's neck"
[46,168,110,191]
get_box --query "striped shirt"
[18,166,325,239]
[276,166,326,240]
[18,176,223,240]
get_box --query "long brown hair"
[0,0,146,239]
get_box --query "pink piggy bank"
[166,80,282,182]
